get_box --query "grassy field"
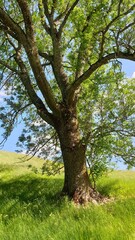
[0,150,135,240]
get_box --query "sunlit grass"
[97,170,135,199]
[0,151,135,240]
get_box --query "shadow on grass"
[0,169,126,225]
[97,179,121,197]
[0,174,64,222]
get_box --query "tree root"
[73,187,109,205]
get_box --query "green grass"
[0,151,135,240]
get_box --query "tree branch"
[102,3,135,35]
[98,3,135,58]
[0,59,18,73]
[38,1,51,35]
[14,52,55,126]
[50,0,57,17]
[38,2,69,97]
[23,131,57,161]
[68,51,135,100]
[42,0,54,29]
[25,45,60,115]
[119,20,135,33]
[59,0,79,36]
[0,7,26,42]
[0,8,60,116]
[16,0,34,38]
[0,103,33,148]
[38,50,53,62]
[54,3,69,23]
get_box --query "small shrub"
[28,164,32,168]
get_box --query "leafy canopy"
[0,0,135,175]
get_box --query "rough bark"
[55,103,101,204]
[61,144,92,204]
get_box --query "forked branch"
[59,0,79,36]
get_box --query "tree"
[79,67,135,188]
[0,0,135,204]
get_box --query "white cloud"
[131,72,135,78]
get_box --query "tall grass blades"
[0,151,135,240]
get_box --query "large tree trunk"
[56,103,101,204]
[61,143,93,204]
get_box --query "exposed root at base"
[72,187,110,205]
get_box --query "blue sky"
[0,59,135,169]
[121,59,135,77]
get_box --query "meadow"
[0,150,135,240]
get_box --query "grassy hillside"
[0,150,45,169]
[0,151,135,240]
